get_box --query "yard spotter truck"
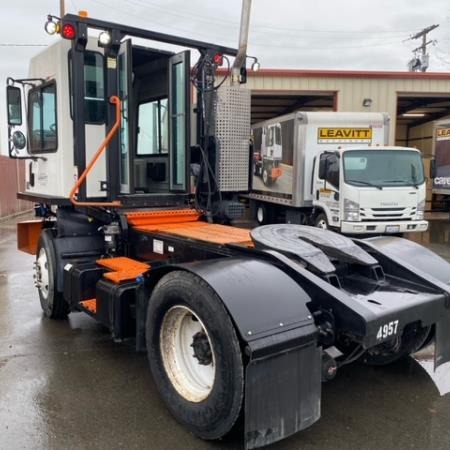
[250,112,429,235]
[5,9,450,450]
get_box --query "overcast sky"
[1,0,450,152]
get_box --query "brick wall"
[0,155,32,218]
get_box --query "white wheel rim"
[263,170,268,184]
[257,207,264,224]
[36,248,50,299]
[317,219,327,229]
[160,305,216,403]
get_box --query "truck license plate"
[385,225,400,233]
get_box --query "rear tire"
[255,203,273,225]
[36,229,69,319]
[363,323,432,366]
[146,271,244,440]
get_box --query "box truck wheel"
[146,271,244,440]
[35,229,69,319]
[262,168,273,186]
[255,203,273,225]
[314,213,329,230]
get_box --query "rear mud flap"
[435,315,450,369]
[244,343,321,449]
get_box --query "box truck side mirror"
[6,85,23,125]
[318,155,328,180]
[430,158,436,179]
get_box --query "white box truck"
[250,111,428,234]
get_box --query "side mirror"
[430,158,436,179]
[6,85,22,125]
[318,155,329,179]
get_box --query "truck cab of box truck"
[313,146,428,234]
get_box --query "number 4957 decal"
[376,320,399,340]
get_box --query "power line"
[0,44,47,47]
[250,38,406,51]
[126,0,422,36]
[90,0,409,51]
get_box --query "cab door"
[314,152,340,223]
[168,51,190,192]
[117,39,133,194]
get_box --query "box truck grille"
[360,207,415,221]
[214,86,251,192]
[371,207,405,212]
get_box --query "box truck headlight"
[344,198,360,221]
[416,200,425,220]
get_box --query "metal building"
[245,69,450,152]
[243,69,450,209]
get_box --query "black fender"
[361,236,450,369]
[177,257,321,449]
[52,234,104,292]
[179,257,316,351]
[363,236,450,285]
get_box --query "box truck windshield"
[343,150,424,188]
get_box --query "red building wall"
[0,155,32,218]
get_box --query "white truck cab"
[313,146,428,234]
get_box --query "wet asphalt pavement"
[0,215,449,450]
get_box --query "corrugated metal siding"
[246,74,450,144]
[0,156,32,218]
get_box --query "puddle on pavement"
[413,357,450,396]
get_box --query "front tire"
[146,271,244,440]
[36,229,69,319]
[314,213,328,229]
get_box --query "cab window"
[28,82,57,153]
[69,51,105,123]
[137,98,168,155]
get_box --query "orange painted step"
[97,257,151,284]
[80,299,97,313]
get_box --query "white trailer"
[250,111,428,235]
[431,119,450,210]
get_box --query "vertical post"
[59,0,65,17]
[231,0,252,84]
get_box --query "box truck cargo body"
[432,119,450,209]
[250,112,428,234]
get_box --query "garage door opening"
[395,93,450,150]
[396,93,450,211]
[251,91,336,124]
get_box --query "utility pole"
[231,0,252,84]
[59,0,65,17]
[408,24,439,72]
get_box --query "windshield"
[343,150,424,187]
